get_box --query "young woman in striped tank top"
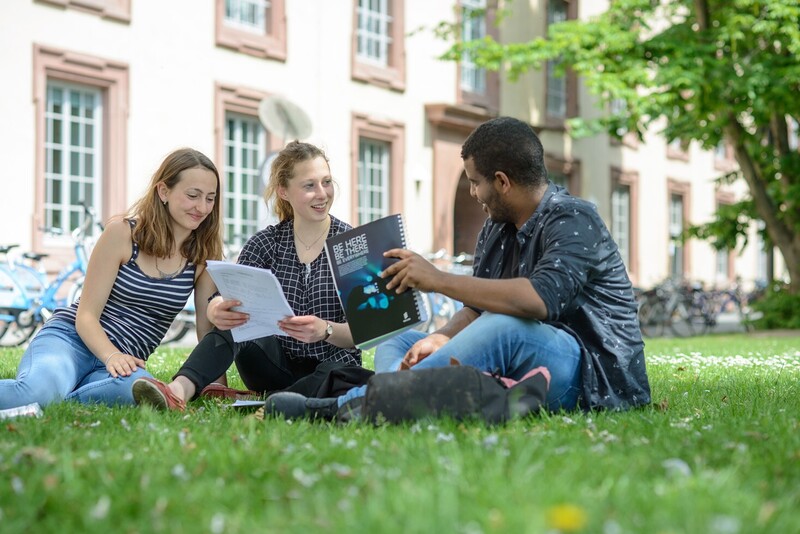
[0,148,223,410]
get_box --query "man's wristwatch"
[322,322,333,342]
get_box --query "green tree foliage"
[443,0,800,292]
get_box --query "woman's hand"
[105,353,145,378]
[207,296,249,330]
[278,315,328,343]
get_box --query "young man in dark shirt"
[273,116,650,415]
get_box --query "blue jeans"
[340,312,582,412]
[0,320,153,409]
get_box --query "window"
[356,0,392,66]
[223,113,268,248]
[713,140,735,171]
[456,0,499,111]
[715,247,729,281]
[546,62,567,119]
[668,193,685,277]
[460,0,486,95]
[609,98,627,117]
[666,137,690,161]
[608,98,639,148]
[714,141,727,161]
[216,0,286,61]
[546,0,568,120]
[352,0,406,90]
[612,184,631,268]
[357,139,391,224]
[44,82,102,235]
[714,195,734,283]
[33,45,129,256]
[351,114,405,224]
[225,0,269,33]
[611,169,638,280]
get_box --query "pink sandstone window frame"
[32,44,129,260]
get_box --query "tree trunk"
[725,122,800,294]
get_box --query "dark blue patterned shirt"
[470,183,650,410]
[237,215,361,365]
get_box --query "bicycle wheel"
[161,319,190,344]
[0,319,38,346]
[68,277,84,304]
[668,300,699,337]
[0,313,10,341]
[639,300,665,338]
[684,303,711,336]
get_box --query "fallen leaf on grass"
[16,446,56,464]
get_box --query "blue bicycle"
[0,206,99,346]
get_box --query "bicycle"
[702,281,756,332]
[0,204,99,346]
[636,278,712,338]
[0,245,46,341]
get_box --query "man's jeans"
[340,312,582,412]
[0,320,153,409]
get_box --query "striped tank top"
[50,222,196,360]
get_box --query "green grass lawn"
[1,333,799,533]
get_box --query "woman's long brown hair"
[127,148,223,265]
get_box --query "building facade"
[0,0,781,291]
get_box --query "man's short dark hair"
[461,117,547,188]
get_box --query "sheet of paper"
[206,260,295,342]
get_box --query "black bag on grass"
[358,365,550,424]
[285,361,374,398]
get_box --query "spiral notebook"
[324,214,428,349]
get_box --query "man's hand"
[381,249,443,294]
[400,333,450,369]
[207,296,249,330]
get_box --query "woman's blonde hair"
[264,140,329,222]
[127,148,223,265]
